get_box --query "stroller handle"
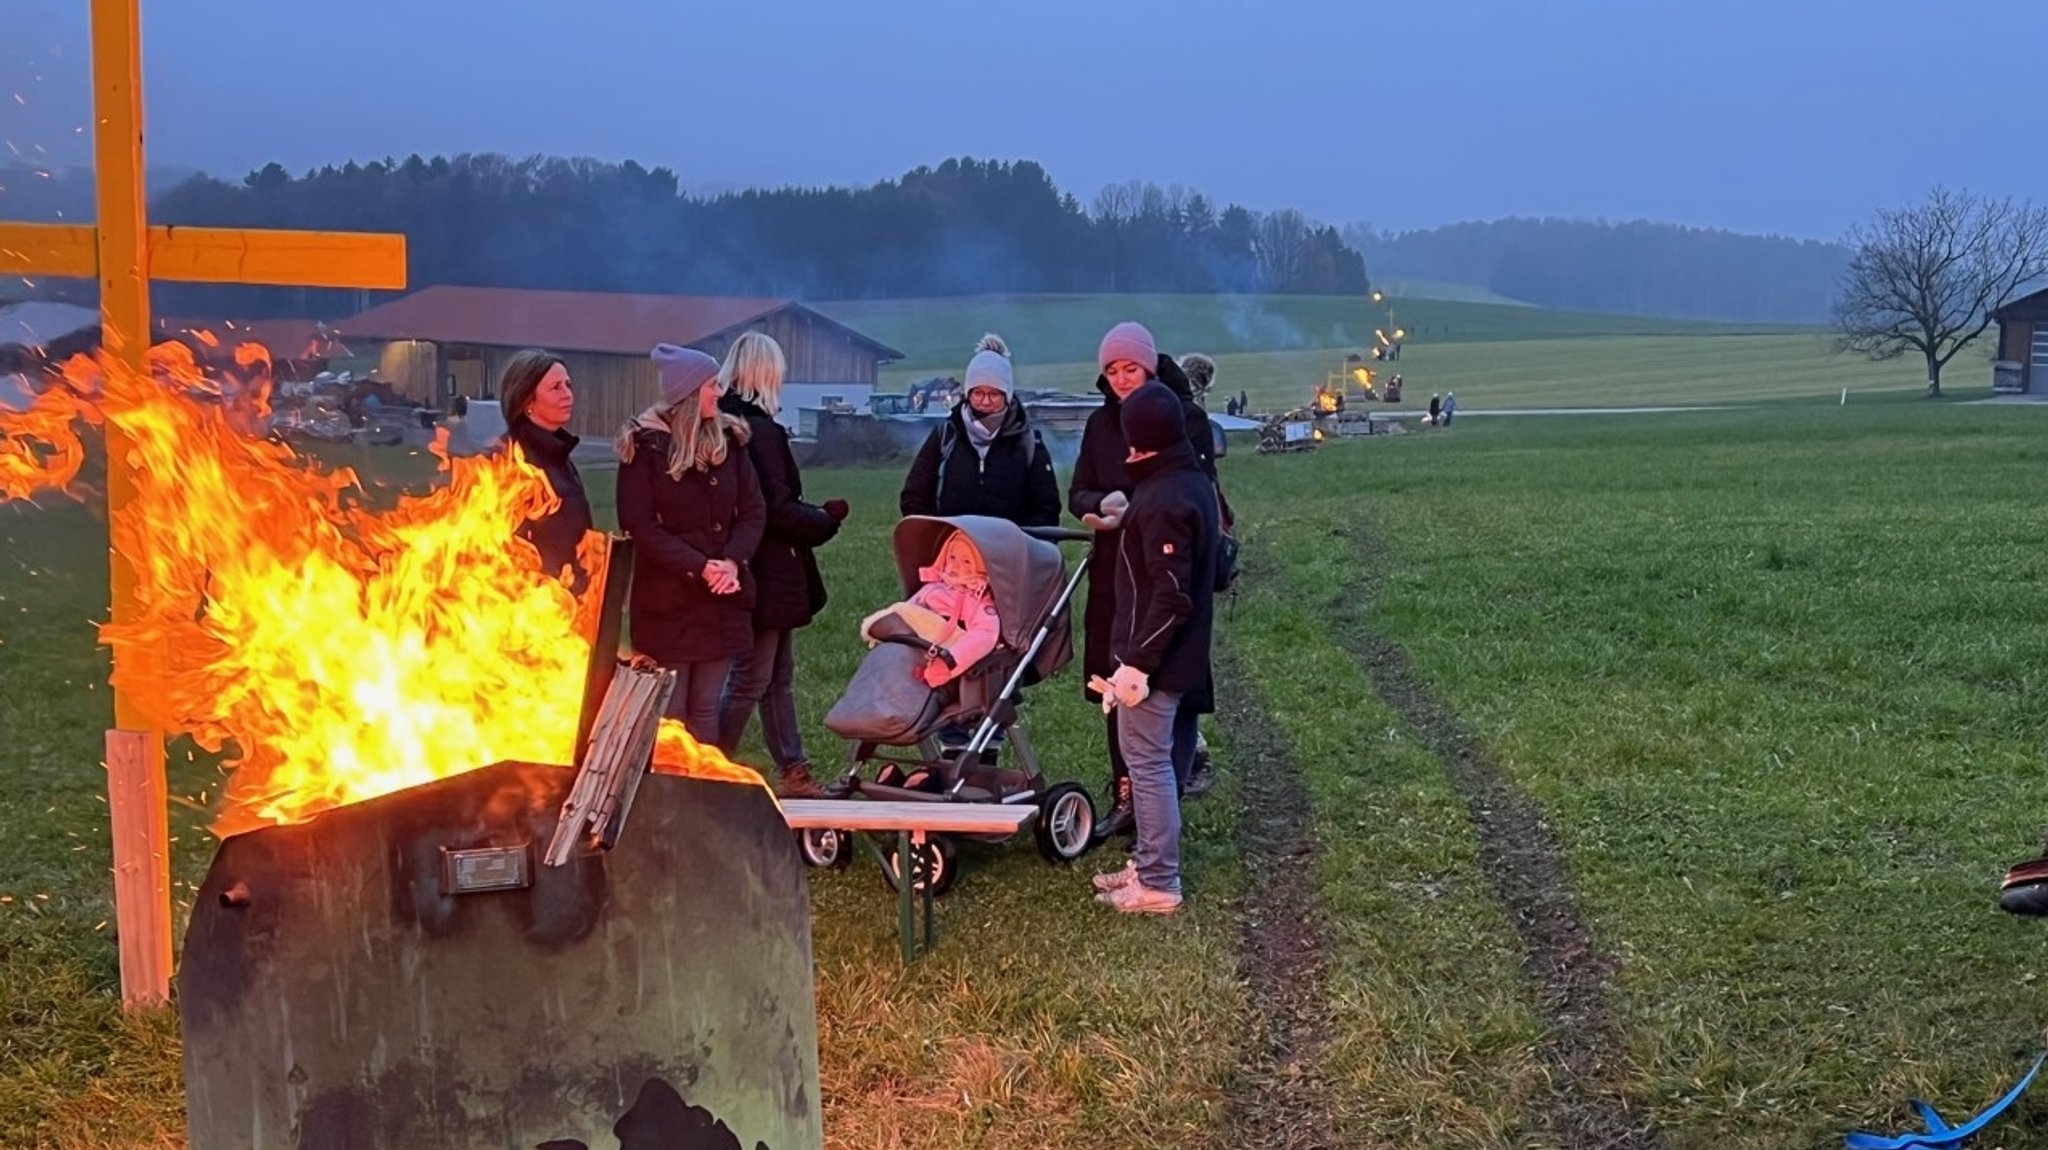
[1024,526,1092,544]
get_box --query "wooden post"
[90,0,172,1011]
[0,0,406,1012]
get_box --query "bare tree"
[1833,187,2048,397]
[1254,209,1313,292]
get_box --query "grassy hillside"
[816,293,1811,376]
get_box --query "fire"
[1,342,763,836]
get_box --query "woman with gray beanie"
[615,344,766,746]
[899,333,1061,527]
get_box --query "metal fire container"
[178,761,821,1150]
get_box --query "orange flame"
[1,342,764,836]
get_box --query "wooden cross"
[0,0,407,1009]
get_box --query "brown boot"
[777,762,822,798]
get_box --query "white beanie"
[964,333,1013,400]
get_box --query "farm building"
[333,286,904,436]
[1990,286,2048,393]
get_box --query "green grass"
[819,292,1808,376]
[1232,405,2048,1148]
[821,291,1944,414]
[13,326,2048,1147]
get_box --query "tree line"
[3,156,1864,325]
[90,155,1362,318]
[1347,217,1854,324]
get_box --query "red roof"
[332,285,902,360]
[157,318,351,363]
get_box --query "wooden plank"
[0,222,97,278]
[0,222,408,288]
[105,729,169,1007]
[90,0,171,1015]
[150,226,408,290]
[778,799,1036,835]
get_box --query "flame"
[653,720,776,790]
[1,342,763,836]
[1352,368,1373,389]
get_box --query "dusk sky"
[2,0,2038,241]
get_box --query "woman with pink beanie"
[1068,321,1216,840]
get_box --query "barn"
[1991,286,2048,394]
[333,286,904,436]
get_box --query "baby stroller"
[801,515,1098,894]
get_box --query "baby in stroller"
[860,529,1002,691]
[811,514,1100,880]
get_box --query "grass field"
[817,292,1810,375]
[818,291,1946,414]
[9,314,2048,1147]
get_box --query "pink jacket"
[908,575,1001,683]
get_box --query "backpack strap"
[933,420,959,508]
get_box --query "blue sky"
[2,0,2038,240]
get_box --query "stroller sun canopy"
[891,515,1074,680]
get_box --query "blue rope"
[1844,1052,2044,1149]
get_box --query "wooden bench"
[779,799,1036,961]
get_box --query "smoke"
[1217,295,1313,351]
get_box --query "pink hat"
[1098,322,1157,372]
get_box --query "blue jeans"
[1115,688,1184,894]
[662,657,733,749]
[717,629,808,769]
[1108,703,1201,795]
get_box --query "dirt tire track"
[1215,645,1343,1149]
[1336,520,1664,1150]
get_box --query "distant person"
[899,333,1060,527]
[499,349,594,594]
[1441,391,1457,426]
[616,345,765,748]
[1237,389,1248,414]
[1428,393,1442,425]
[714,331,850,797]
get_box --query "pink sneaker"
[1097,881,1182,915]
[1091,860,1137,893]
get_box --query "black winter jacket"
[1112,438,1218,704]
[507,417,594,594]
[615,425,766,665]
[899,402,1061,527]
[720,393,838,631]
[1066,354,1217,701]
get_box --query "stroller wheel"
[879,836,957,897]
[797,827,854,870]
[1034,782,1098,864]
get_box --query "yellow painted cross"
[0,0,407,1008]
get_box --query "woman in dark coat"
[498,349,594,594]
[1069,321,1216,837]
[899,334,1061,528]
[713,332,849,795]
[615,344,765,746]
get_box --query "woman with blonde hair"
[615,344,765,744]
[714,331,849,795]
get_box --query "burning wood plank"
[544,660,676,866]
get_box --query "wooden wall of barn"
[366,304,886,438]
[375,340,438,401]
[693,308,883,387]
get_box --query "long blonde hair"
[720,330,787,417]
[615,396,750,479]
